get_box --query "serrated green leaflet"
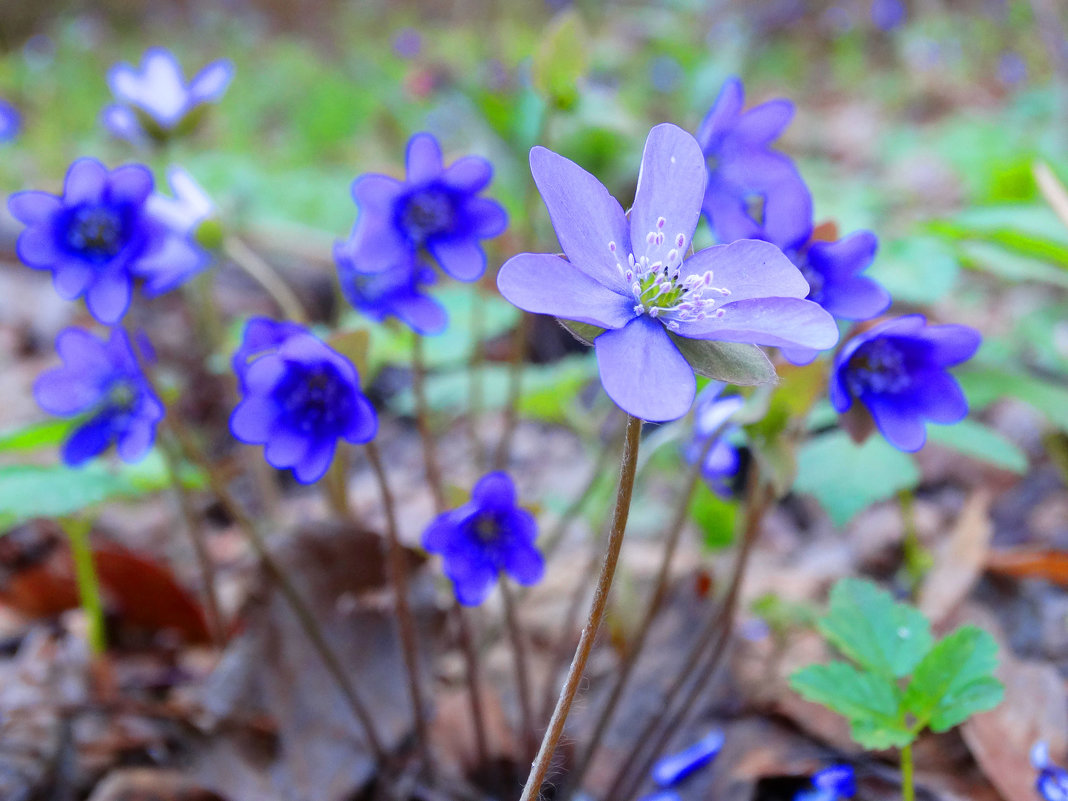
[818,578,933,679]
[903,626,1004,732]
[789,661,913,749]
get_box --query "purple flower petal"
[734,99,794,147]
[84,268,132,324]
[242,352,287,395]
[427,235,486,281]
[865,392,927,451]
[188,59,234,103]
[62,414,114,466]
[443,156,493,193]
[630,123,706,269]
[101,104,142,141]
[465,197,508,239]
[16,227,60,267]
[293,438,336,484]
[391,293,448,336]
[594,317,696,422]
[106,164,154,206]
[529,145,631,293]
[8,191,61,225]
[135,233,209,296]
[919,323,982,366]
[679,239,810,302]
[230,396,281,443]
[116,416,156,462]
[472,471,517,510]
[51,260,94,299]
[406,133,444,184]
[678,296,839,350]
[497,252,636,329]
[503,540,544,585]
[265,427,310,469]
[911,369,968,423]
[343,395,379,443]
[34,368,100,415]
[695,77,744,152]
[63,158,109,206]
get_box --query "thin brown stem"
[519,414,643,801]
[223,235,308,323]
[500,577,536,763]
[493,313,530,471]
[412,334,447,512]
[606,474,771,801]
[323,446,355,523]
[569,433,715,790]
[159,433,226,647]
[455,603,490,767]
[365,441,434,776]
[467,288,487,469]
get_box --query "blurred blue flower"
[392,28,423,59]
[0,99,20,143]
[7,158,206,323]
[830,315,980,451]
[796,764,856,800]
[341,132,507,282]
[35,327,163,466]
[652,729,725,787]
[103,47,233,143]
[871,0,906,31]
[230,318,378,484]
[497,123,838,422]
[998,51,1028,86]
[422,471,543,606]
[696,77,813,252]
[335,233,447,336]
[1033,741,1068,801]
[685,384,744,495]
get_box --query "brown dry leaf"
[188,521,439,801]
[919,489,994,626]
[985,547,1068,586]
[957,604,1068,801]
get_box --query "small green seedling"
[789,578,1005,801]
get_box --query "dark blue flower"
[497,123,838,422]
[651,729,725,787]
[334,234,448,335]
[422,472,543,606]
[7,158,207,323]
[795,764,856,801]
[34,327,163,466]
[871,0,906,31]
[0,99,20,143]
[229,318,378,484]
[696,77,813,253]
[830,315,980,452]
[685,383,744,495]
[342,132,508,282]
[103,47,233,143]
[1033,742,1068,801]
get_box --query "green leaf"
[532,10,589,110]
[867,237,959,305]
[957,366,1068,431]
[957,241,1068,290]
[0,418,77,453]
[818,578,933,679]
[558,318,602,346]
[926,419,1028,473]
[690,482,737,550]
[669,336,777,386]
[795,430,921,527]
[904,626,1005,732]
[789,661,914,749]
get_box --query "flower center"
[471,512,501,544]
[65,204,128,261]
[275,362,354,434]
[609,216,730,332]
[794,253,825,303]
[846,338,910,396]
[398,185,457,244]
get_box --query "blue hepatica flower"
[830,315,981,452]
[335,226,448,336]
[796,764,856,801]
[422,471,543,606]
[230,318,378,484]
[497,123,838,423]
[685,384,745,495]
[341,132,508,282]
[8,158,207,323]
[697,77,813,252]
[1033,741,1068,801]
[103,47,233,143]
[35,327,163,466]
[0,99,20,143]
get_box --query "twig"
[518,414,643,801]
[1034,161,1068,233]
[223,235,308,323]
[412,334,447,512]
[500,577,536,763]
[455,603,490,767]
[492,313,530,471]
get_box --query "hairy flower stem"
[365,441,434,776]
[455,603,491,767]
[493,313,529,471]
[223,235,308,323]
[412,334,447,512]
[519,414,643,801]
[569,431,720,791]
[607,471,771,801]
[159,433,226,647]
[901,744,915,801]
[500,577,536,763]
[61,517,106,655]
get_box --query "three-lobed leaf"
[903,625,1005,731]
[789,661,913,749]
[818,578,933,679]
